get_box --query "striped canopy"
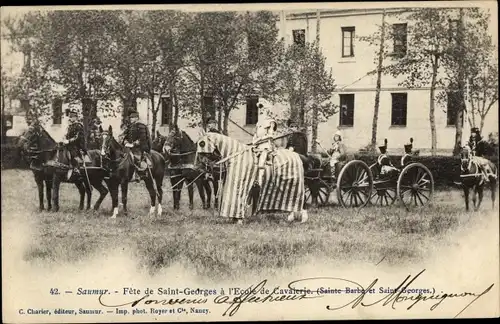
[196,133,305,219]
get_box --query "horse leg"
[187,179,194,210]
[213,176,219,209]
[52,176,61,212]
[107,180,120,218]
[172,178,182,210]
[144,178,157,218]
[46,179,53,211]
[35,173,45,211]
[475,186,484,211]
[491,181,497,210]
[463,186,470,211]
[471,186,477,211]
[75,182,86,211]
[203,179,212,209]
[121,181,129,216]
[196,178,207,210]
[84,179,92,210]
[155,176,163,217]
[92,179,109,211]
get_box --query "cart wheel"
[304,185,312,205]
[317,185,331,206]
[337,160,374,208]
[397,163,434,211]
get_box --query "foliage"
[273,41,337,129]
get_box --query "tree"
[382,8,456,156]
[274,41,336,133]
[183,11,283,134]
[440,7,497,153]
[6,11,121,141]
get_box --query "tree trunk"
[479,116,485,134]
[311,10,321,153]
[82,97,92,146]
[150,94,157,139]
[173,88,179,126]
[200,67,206,128]
[223,108,230,135]
[429,57,439,156]
[371,10,386,153]
[453,8,466,157]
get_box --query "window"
[339,94,354,127]
[52,98,63,125]
[391,93,408,126]
[203,96,215,120]
[447,91,463,126]
[341,27,355,57]
[392,23,407,57]
[292,29,306,47]
[245,96,259,125]
[20,99,30,112]
[161,96,172,126]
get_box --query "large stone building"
[2,7,498,153]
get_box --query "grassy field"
[1,169,498,282]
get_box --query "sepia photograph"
[1,1,499,322]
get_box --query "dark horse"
[18,124,109,212]
[459,146,497,211]
[153,126,211,210]
[100,125,165,218]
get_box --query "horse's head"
[162,124,195,157]
[152,130,167,152]
[460,146,472,172]
[18,123,55,153]
[100,125,122,159]
[196,133,221,166]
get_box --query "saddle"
[131,152,152,172]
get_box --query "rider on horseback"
[63,108,88,180]
[252,102,277,187]
[467,127,497,182]
[377,139,399,179]
[122,108,152,182]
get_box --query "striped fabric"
[196,133,305,219]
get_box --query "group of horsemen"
[26,102,497,186]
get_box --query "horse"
[459,146,497,211]
[18,124,109,212]
[195,132,308,224]
[154,127,211,210]
[100,125,165,218]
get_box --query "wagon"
[304,154,434,211]
[304,156,375,208]
[368,160,434,211]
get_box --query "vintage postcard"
[1,1,499,322]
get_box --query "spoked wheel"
[304,181,331,206]
[336,160,374,208]
[369,163,397,206]
[397,163,434,211]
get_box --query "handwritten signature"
[290,269,494,318]
[97,269,493,318]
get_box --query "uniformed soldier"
[122,108,152,182]
[327,130,346,178]
[252,104,278,187]
[467,128,497,181]
[401,138,414,167]
[62,108,88,180]
[377,139,399,179]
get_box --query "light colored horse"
[195,132,308,224]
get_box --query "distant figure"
[401,138,414,167]
[121,108,153,182]
[327,130,346,178]
[467,127,497,182]
[63,108,88,180]
[206,118,221,134]
[285,118,308,156]
[377,139,398,178]
[252,101,278,187]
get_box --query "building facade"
[2,8,498,153]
